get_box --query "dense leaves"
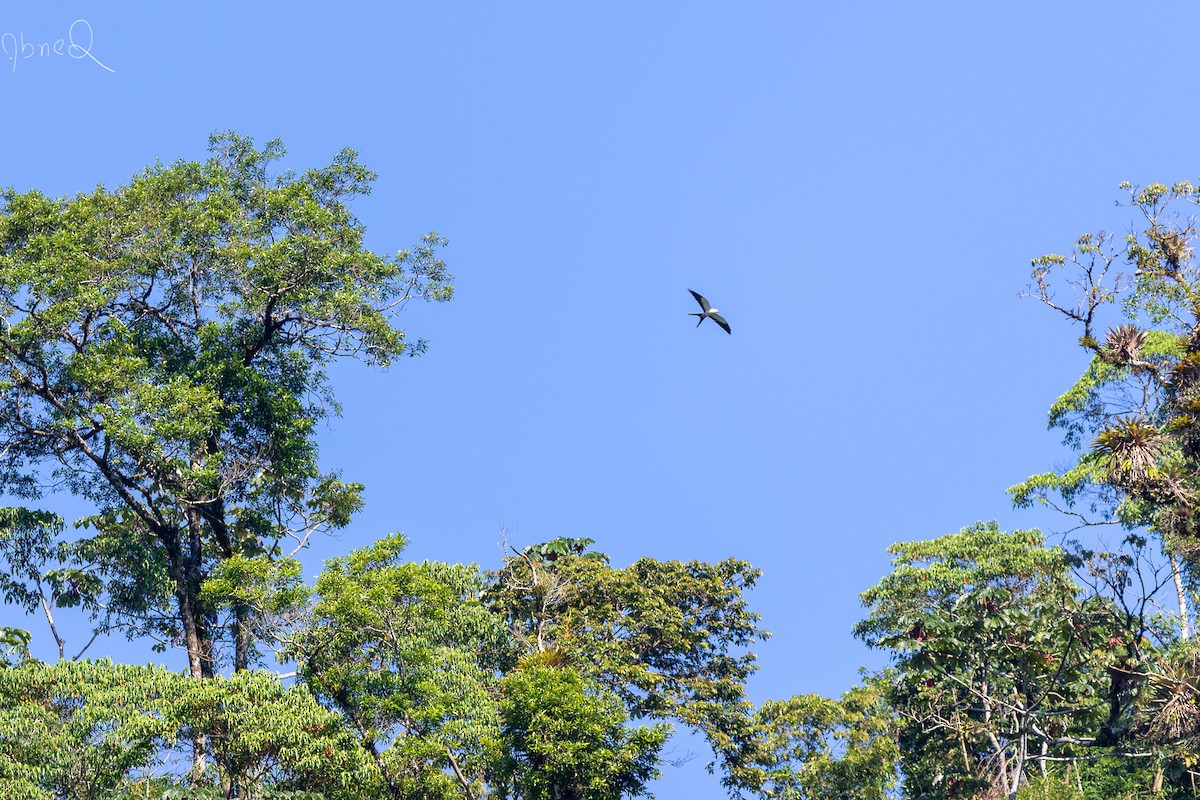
[0,660,368,799]
[856,524,1144,798]
[285,533,504,800]
[746,683,899,799]
[0,133,451,678]
[485,539,770,793]
[494,661,669,800]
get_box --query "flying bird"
[688,289,731,334]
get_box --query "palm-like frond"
[1103,325,1150,365]
[1093,416,1163,478]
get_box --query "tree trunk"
[202,509,252,672]
[981,679,1011,798]
[196,462,253,672]
[181,510,214,678]
[161,524,211,680]
[1008,728,1026,800]
[166,517,213,779]
[1171,551,1190,641]
[339,694,405,800]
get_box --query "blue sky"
[6,1,1200,792]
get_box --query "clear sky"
[5,1,1200,793]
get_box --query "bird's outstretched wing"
[689,289,711,312]
[710,312,732,334]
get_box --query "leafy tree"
[494,659,669,800]
[745,681,899,800]
[0,132,451,686]
[1014,772,1086,800]
[1008,180,1200,791]
[856,523,1131,799]
[0,627,29,667]
[1011,182,1200,638]
[0,507,102,662]
[284,533,506,800]
[167,669,374,798]
[281,534,800,799]
[0,659,182,799]
[0,659,373,799]
[484,538,769,794]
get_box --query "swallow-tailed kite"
[688,289,731,334]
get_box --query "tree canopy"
[0,131,451,683]
[7,143,1200,799]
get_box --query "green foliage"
[855,522,1074,649]
[520,536,608,564]
[0,507,69,614]
[748,682,899,799]
[0,659,371,799]
[1072,756,1184,800]
[111,791,326,800]
[0,659,184,798]
[1020,181,1200,570]
[494,660,669,800]
[857,523,1130,798]
[286,533,506,799]
[1007,453,1120,518]
[0,507,73,663]
[0,626,30,666]
[277,535,793,798]
[199,553,309,659]
[0,132,452,674]
[171,670,374,797]
[1015,773,1085,800]
[486,541,768,793]
[0,517,801,799]
[1012,179,1200,795]
[1045,331,1182,449]
[1014,760,1192,800]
